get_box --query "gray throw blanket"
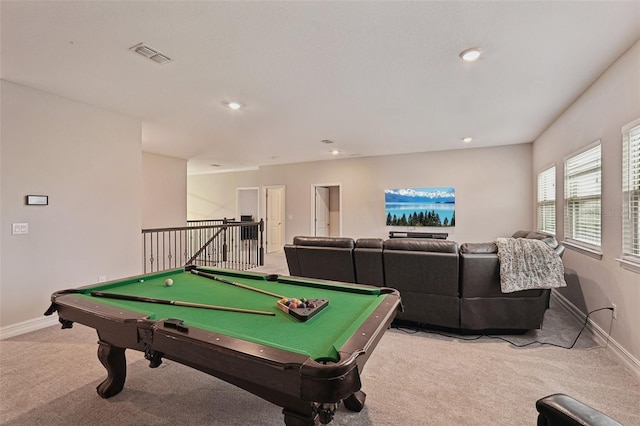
[495,238,566,293]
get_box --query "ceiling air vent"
[130,43,172,65]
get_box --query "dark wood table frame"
[45,278,401,425]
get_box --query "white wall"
[188,170,260,220]
[188,143,533,245]
[142,152,187,228]
[532,41,640,366]
[0,80,142,330]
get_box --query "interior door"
[266,187,284,253]
[315,186,330,236]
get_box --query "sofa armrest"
[512,231,565,258]
[536,394,622,426]
[284,244,300,276]
[355,238,384,249]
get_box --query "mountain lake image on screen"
[385,187,455,227]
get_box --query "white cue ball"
[165,278,174,287]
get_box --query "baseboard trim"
[551,290,640,378]
[0,315,60,340]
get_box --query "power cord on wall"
[392,307,615,350]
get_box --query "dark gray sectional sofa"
[284,232,564,332]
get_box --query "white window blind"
[565,143,601,248]
[622,120,640,261]
[537,166,556,234]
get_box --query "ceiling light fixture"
[331,149,340,155]
[321,139,334,144]
[459,48,482,62]
[227,102,242,110]
[462,137,473,143]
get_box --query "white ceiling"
[2,1,639,175]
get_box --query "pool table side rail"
[48,293,152,350]
[300,287,401,402]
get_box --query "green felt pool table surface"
[73,267,386,361]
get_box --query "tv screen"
[385,187,455,227]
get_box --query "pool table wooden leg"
[282,408,319,426]
[96,340,127,398]
[343,390,366,412]
[282,411,317,425]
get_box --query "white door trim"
[264,185,285,253]
[309,183,342,236]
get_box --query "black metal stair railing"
[142,219,264,273]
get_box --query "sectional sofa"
[284,232,565,332]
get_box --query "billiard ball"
[165,278,174,287]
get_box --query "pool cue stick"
[90,291,275,316]
[190,269,285,299]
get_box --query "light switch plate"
[12,223,29,235]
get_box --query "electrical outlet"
[611,303,617,319]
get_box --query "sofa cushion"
[384,239,459,296]
[354,238,385,286]
[355,238,384,249]
[293,236,355,248]
[459,250,546,298]
[384,238,458,253]
[459,242,498,254]
[288,236,356,283]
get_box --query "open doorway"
[264,185,285,253]
[236,187,259,222]
[310,184,342,236]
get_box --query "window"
[537,166,556,234]
[564,142,601,249]
[622,119,640,263]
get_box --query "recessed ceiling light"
[226,102,242,110]
[321,139,334,144]
[459,48,481,62]
[462,137,473,143]
[331,149,340,155]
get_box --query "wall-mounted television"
[385,187,455,227]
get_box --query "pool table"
[45,266,401,425]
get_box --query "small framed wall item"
[26,195,48,205]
